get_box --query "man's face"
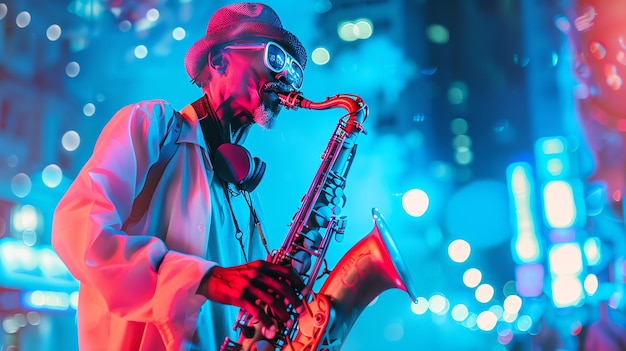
[214,41,300,130]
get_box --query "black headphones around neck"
[191,95,266,192]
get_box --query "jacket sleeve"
[52,100,213,326]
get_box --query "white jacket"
[52,100,266,350]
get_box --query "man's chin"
[253,106,278,130]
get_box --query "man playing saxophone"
[52,3,307,350]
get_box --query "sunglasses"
[223,41,304,91]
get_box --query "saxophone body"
[221,93,418,351]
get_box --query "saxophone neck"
[278,92,368,129]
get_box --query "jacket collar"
[177,103,208,151]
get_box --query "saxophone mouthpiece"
[278,91,305,110]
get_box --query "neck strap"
[192,94,229,153]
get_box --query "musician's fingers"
[248,285,291,324]
[242,300,274,330]
[256,261,305,290]
[259,276,303,313]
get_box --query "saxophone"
[220,92,418,351]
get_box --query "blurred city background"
[1,0,624,350]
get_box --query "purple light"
[515,263,544,297]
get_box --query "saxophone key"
[310,205,333,227]
[300,229,322,252]
[290,250,312,274]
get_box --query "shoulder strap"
[126,112,183,224]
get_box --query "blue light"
[583,237,602,266]
[23,290,74,311]
[546,158,564,176]
[535,137,572,180]
[549,242,583,276]
[584,274,599,296]
[451,304,469,322]
[463,268,482,288]
[476,311,498,331]
[402,188,429,217]
[548,242,585,308]
[543,180,577,228]
[475,284,495,303]
[428,294,449,315]
[541,137,565,155]
[337,18,373,42]
[515,264,544,297]
[551,276,584,308]
[410,297,429,315]
[448,239,471,263]
[516,315,533,332]
[0,238,78,291]
[514,235,542,263]
[507,163,542,263]
[503,295,522,314]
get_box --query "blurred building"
[0,2,81,351]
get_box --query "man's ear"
[209,50,228,74]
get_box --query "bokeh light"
[488,304,504,320]
[16,11,31,28]
[146,8,159,21]
[46,24,62,41]
[584,273,598,296]
[454,147,473,165]
[451,118,468,135]
[65,62,80,78]
[427,24,449,44]
[119,20,132,32]
[401,188,429,217]
[338,22,357,41]
[354,19,373,39]
[475,283,495,303]
[15,204,38,231]
[516,315,533,332]
[172,27,186,41]
[383,322,404,342]
[83,103,96,117]
[134,45,148,59]
[463,268,482,288]
[451,304,469,322]
[338,18,373,41]
[410,297,429,315]
[62,131,81,151]
[453,134,472,148]
[447,81,468,105]
[314,0,332,13]
[476,311,497,331]
[11,173,32,198]
[312,47,331,65]
[428,294,449,315]
[503,295,522,314]
[448,239,471,263]
[42,164,63,188]
[0,3,7,20]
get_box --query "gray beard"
[253,105,276,130]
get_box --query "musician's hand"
[197,260,305,333]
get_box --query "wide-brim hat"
[184,2,307,82]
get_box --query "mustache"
[260,81,293,95]
[259,82,292,113]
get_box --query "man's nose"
[276,73,294,86]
